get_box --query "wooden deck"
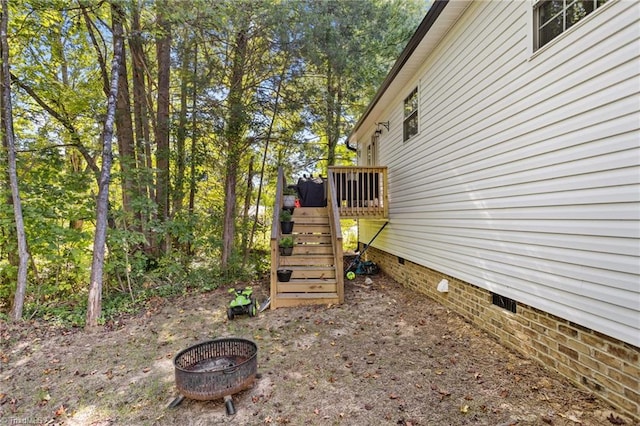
[328,166,388,219]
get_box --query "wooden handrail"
[270,167,285,308]
[271,167,285,242]
[326,170,344,303]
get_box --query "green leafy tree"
[299,0,427,171]
[1,0,30,320]
[86,2,125,329]
[0,0,430,323]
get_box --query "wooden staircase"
[270,207,343,309]
[269,166,387,309]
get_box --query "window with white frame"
[403,87,418,142]
[367,133,377,166]
[534,0,609,50]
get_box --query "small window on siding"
[403,87,418,142]
[534,0,609,50]
[367,132,378,166]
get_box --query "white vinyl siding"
[365,0,640,346]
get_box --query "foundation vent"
[492,293,517,313]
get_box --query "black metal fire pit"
[173,338,257,415]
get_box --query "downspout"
[345,137,357,152]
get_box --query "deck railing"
[326,170,344,303]
[328,166,388,219]
[269,167,285,307]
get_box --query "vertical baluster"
[366,170,371,214]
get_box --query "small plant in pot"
[283,187,297,209]
[279,236,294,256]
[277,269,293,282]
[279,210,294,234]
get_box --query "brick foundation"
[366,246,639,421]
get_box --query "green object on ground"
[227,287,258,320]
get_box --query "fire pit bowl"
[173,338,257,414]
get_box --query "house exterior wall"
[356,0,639,419]
[360,0,639,346]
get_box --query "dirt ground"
[0,273,634,426]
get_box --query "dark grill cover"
[297,176,326,207]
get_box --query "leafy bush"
[279,210,292,222]
[283,187,297,196]
[279,236,294,248]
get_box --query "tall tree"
[220,26,248,272]
[112,7,137,225]
[300,0,426,171]
[155,0,171,254]
[83,3,137,224]
[173,31,193,217]
[86,3,125,329]
[207,0,301,272]
[1,0,29,320]
[129,0,154,249]
[187,41,199,256]
[245,60,289,265]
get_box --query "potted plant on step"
[280,209,294,234]
[279,236,294,256]
[277,269,293,282]
[283,187,297,210]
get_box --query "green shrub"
[279,210,292,222]
[279,236,294,248]
[283,187,297,196]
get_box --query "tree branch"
[10,73,101,178]
[80,4,110,96]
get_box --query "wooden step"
[272,292,340,308]
[285,265,336,279]
[291,244,333,255]
[291,216,329,225]
[277,279,337,293]
[293,207,327,217]
[279,254,335,266]
[295,234,332,244]
[293,208,328,223]
[292,224,331,234]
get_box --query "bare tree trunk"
[221,164,238,272]
[332,80,343,166]
[246,62,287,265]
[240,157,253,261]
[187,42,198,256]
[1,0,29,320]
[173,38,189,216]
[221,29,248,272]
[0,5,16,303]
[130,0,152,248]
[86,4,124,329]
[326,64,339,168]
[113,7,136,222]
[155,0,171,254]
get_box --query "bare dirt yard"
[0,273,634,426]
